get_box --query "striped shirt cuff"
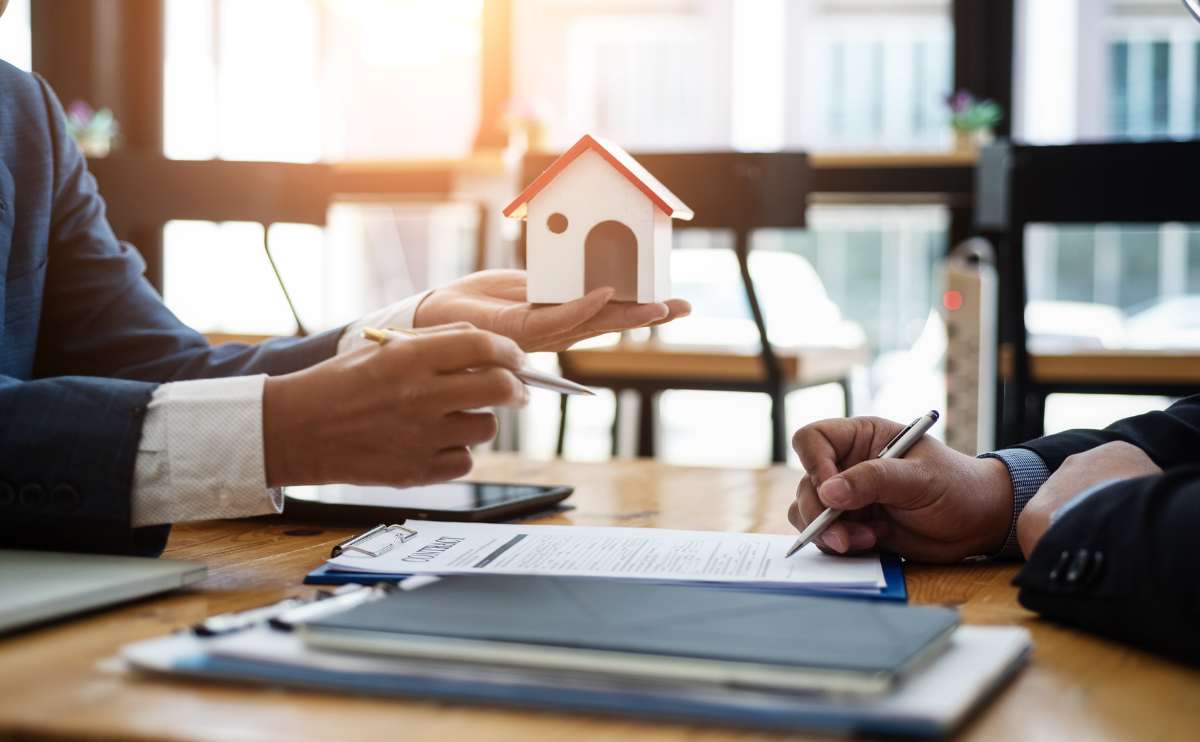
[978,448,1051,559]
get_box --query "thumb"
[818,458,935,513]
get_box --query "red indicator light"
[943,290,964,311]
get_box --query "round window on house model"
[547,212,568,234]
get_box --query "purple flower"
[67,100,95,125]
[946,90,977,114]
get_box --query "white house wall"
[652,209,672,302]
[526,148,657,303]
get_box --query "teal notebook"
[302,573,952,695]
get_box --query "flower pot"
[953,127,994,153]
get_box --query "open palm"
[414,270,691,351]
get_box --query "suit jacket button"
[51,484,82,513]
[1083,550,1105,586]
[1049,549,1072,583]
[18,483,45,510]
[0,481,14,507]
[1065,548,1091,585]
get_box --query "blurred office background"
[7,0,1199,467]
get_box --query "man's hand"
[789,417,1014,563]
[262,325,526,487]
[1017,441,1161,557]
[414,269,691,351]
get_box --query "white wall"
[0,0,31,71]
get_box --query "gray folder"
[0,550,206,634]
[303,574,958,695]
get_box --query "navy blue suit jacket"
[0,61,340,555]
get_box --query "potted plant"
[946,90,1002,152]
[65,101,120,158]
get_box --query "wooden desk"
[998,346,1200,387]
[560,342,868,385]
[1,456,1196,740]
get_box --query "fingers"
[821,521,879,554]
[818,458,935,512]
[792,476,876,555]
[413,329,525,373]
[794,474,824,528]
[428,447,473,481]
[433,367,528,411]
[646,298,692,327]
[405,322,476,335]
[589,300,671,332]
[792,417,907,489]
[511,288,615,342]
[551,296,670,337]
[792,419,863,490]
[522,296,692,351]
[437,411,500,448]
[524,305,670,351]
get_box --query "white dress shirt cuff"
[132,375,278,527]
[337,290,432,355]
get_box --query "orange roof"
[503,134,694,221]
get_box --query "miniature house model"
[503,134,694,304]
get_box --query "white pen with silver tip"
[785,410,940,559]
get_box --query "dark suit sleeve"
[1019,395,1200,472]
[1013,467,1200,665]
[0,77,340,556]
[0,374,172,555]
[30,73,342,384]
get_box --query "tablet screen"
[286,482,555,511]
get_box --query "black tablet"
[282,482,573,524]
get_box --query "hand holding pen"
[786,411,940,558]
[262,325,528,489]
[786,413,1019,563]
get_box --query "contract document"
[324,521,886,591]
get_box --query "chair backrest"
[987,139,1200,443]
[663,248,854,347]
[1006,141,1200,225]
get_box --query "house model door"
[584,220,638,300]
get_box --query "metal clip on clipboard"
[330,523,418,559]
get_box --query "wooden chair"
[518,151,865,463]
[986,141,1200,443]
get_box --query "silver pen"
[269,582,393,631]
[192,597,306,636]
[785,410,940,559]
[361,327,594,396]
[191,583,365,636]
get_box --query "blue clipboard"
[304,553,907,602]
